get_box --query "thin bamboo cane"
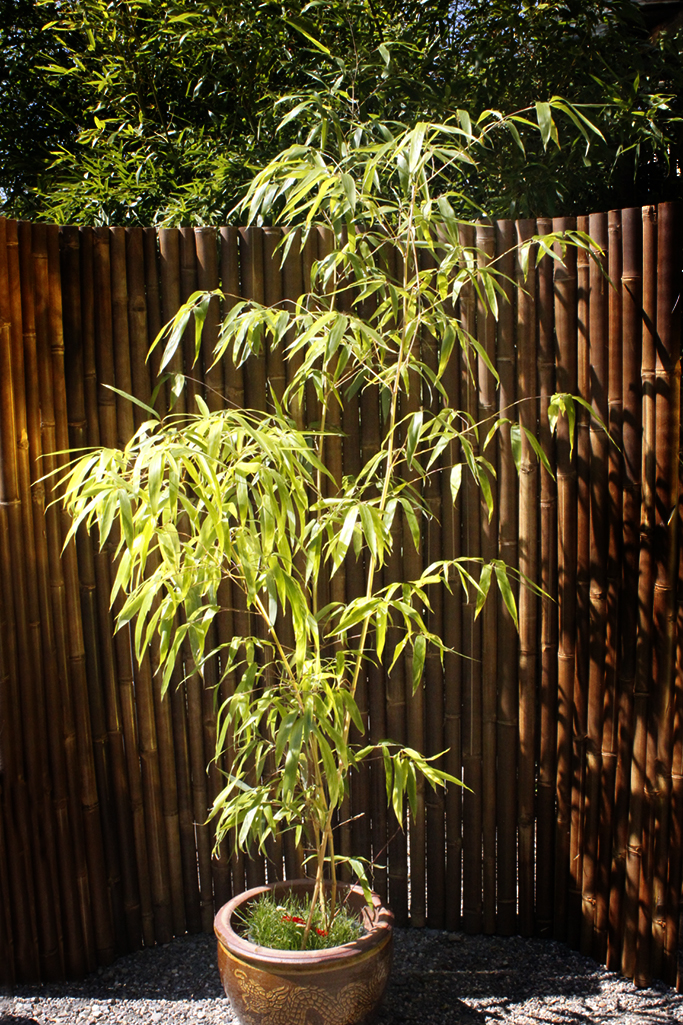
[536,216,557,940]
[495,219,517,936]
[516,218,538,938]
[608,208,642,972]
[420,246,445,929]
[645,202,682,984]
[93,225,144,950]
[194,225,231,906]
[180,226,201,409]
[53,225,116,970]
[360,321,388,906]
[475,223,497,935]
[16,221,65,979]
[580,212,609,957]
[595,211,623,964]
[552,216,578,942]
[195,227,224,410]
[220,225,247,895]
[568,215,591,948]
[460,222,482,935]
[622,205,658,980]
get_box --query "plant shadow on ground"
[4,930,683,1023]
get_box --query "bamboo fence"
[0,206,682,990]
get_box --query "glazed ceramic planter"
[214,879,394,1025]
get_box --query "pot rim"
[214,879,394,969]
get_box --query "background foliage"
[1,0,682,224]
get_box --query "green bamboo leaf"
[412,634,426,693]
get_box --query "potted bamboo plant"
[61,94,596,1025]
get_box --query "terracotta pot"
[214,879,394,1025]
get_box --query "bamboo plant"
[61,97,599,949]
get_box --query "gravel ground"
[2,927,683,1025]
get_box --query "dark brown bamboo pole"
[49,224,115,971]
[15,222,65,979]
[516,218,538,938]
[495,219,518,936]
[595,210,623,964]
[666,496,683,984]
[142,228,165,417]
[475,223,497,935]
[5,220,82,978]
[219,225,247,895]
[536,216,557,940]
[109,227,157,950]
[460,222,482,935]
[645,202,682,984]
[180,226,200,410]
[195,226,224,410]
[607,208,642,972]
[62,225,125,967]
[0,773,15,984]
[80,228,101,448]
[263,227,286,407]
[622,205,658,980]
[159,228,186,416]
[239,226,267,413]
[125,228,154,419]
[552,216,578,942]
[93,225,144,951]
[568,215,591,948]
[0,219,42,981]
[420,246,445,929]
[580,212,609,957]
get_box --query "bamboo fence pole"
[239,226,267,413]
[460,222,482,935]
[475,223,497,935]
[109,228,157,950]
[263,227,286,407]
[220,225,248,894]
[159,227,205,928]
[62,225,124,967]
[667,479,683,985]
[420,246,446,929]
[516,218,538,938]
[608,208,642,971]
[17,222,68,979]
[552,216,578,941]
[80,229,101,448]
[0,768,15,984]
[142,228,165,418]
[1,219,42,980]
[122,229,174,939]
[93,226,144,950]
[622,205,658,979]
[125,231,176,938]
[568,215,591,947]
[494,219,517,936]
[51,225,115,970]
[580,212,609,957]
[536,216,557,940]
[645,202,682,983]
[595,211,623,963]
[195,227,224,410]
[180,227,200,410]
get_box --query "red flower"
[281,914,306,926]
